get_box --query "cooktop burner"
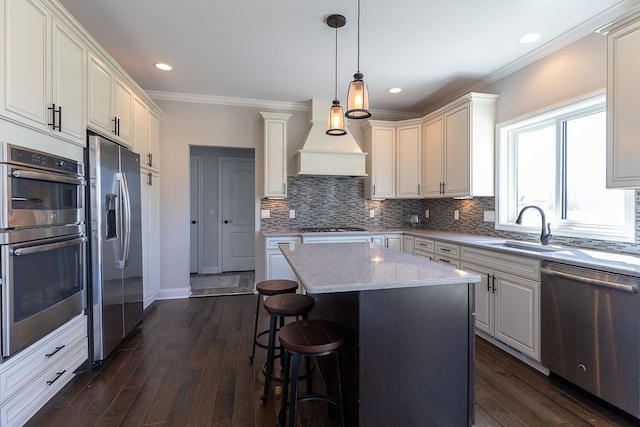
[300,227,367,233]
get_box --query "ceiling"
[59,0,639,115]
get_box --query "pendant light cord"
[357,0,361,73]
[334,25,339,100]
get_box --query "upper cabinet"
[261,112,291,198]
[1,0,86,146]
[606,15,640,188]
[422,93,498,198]
[363,119,421,199]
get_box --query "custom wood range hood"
[295,99,368,176]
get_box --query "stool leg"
[335,351,345,427]
[261,314,277,402]
[288,353,301,427]
[249,293,261,362]
[278,351,291,427]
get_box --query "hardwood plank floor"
[27,295,640,426]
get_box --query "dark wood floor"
[27,295,639,426]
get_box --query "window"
[496,91,635,242]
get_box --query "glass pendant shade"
[327,100,347,136]
[345,75,371,119]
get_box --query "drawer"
[434,241,460,259]
[434,255,461,269]
[1,337,88,427]
[0,314,87,403]
[414,237,434,253]
[266,236,300,249]
[414,249,433,261]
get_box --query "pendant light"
[345,0,371,119]
[326,14,347,136]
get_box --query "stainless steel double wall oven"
[0,143,86,360]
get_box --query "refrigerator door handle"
[120,172,132,268]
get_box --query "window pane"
[514,125,556,224]
[565,111,626,226]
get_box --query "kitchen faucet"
[515,205,552,245]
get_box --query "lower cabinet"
[461,246,541,360]
[370,233,403,251]
[433,241,460,268]
[402,235,414,255]
[265,236,300,281]
[0,314,88,426]
[141,169,160,308]
[414,236,434,260]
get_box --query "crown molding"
[147,91,308,111]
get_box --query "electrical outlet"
[424,209,429,219]
[483,210,495,222]
[454,210,460,220]
[289,210,296,219]
[260,209,270,219]
[369,209,375,218]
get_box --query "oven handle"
[12,236,87,256]
[11,169,85,186]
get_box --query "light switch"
[424,209,429,219]
[289,210,296,219]
[369,209,375,218]
[260,209,270,219]
[483,211,495,222]
[454,210,460,220]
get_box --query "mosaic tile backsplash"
[260,176,640,256]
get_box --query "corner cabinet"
[261,112,291,198]
[0,0,86,146]
[606,15,640,188]
[422,93,498,198]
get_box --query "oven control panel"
[8,145,81,175]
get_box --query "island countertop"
[279,241,481,294]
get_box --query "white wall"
[154,32,608,299]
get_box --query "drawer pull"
[439,247,451,252]
[45,345,66,358]
[438,258,450,263]
[46,370,67,386]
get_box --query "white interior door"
[189,157,201,273]
[221,158,255,272]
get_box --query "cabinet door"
[88,53,113,134]
[114,76,134,146]
[422,116,444,197]
[263,115,288,198]
[607,19,640,188]
[402,235,414,255]
[386,235,402,251]
[148,109,160,170]
[52,17,85,144]
[370,127,395,198]
[370,235,385,246]
[461,262,494,336]
[266,251,298,282]
[494,272,539,360]
[443,103,471,197]
[396,125,421,198]
[2,0,49,130]
[132,96,148,157]
[141,171,160,308]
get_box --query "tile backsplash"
[260,176,640,255]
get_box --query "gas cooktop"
[300,227,367,233]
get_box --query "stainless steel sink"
[489,241,564,252]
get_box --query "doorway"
[189,146,255,296]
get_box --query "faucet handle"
[541,223,552,245]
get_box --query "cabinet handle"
[486,273,491,292]
[46,370,67,386]
[439,247,451,252]
[48,104,62,132]
[373,184,376,195]
[45,345,66,358]
[438,258,450,263]
[113,117,118,135]
[418,184,421,194]
[147,153,153,167]
[491,275,496,293]
[58,105,62,131]
[147,172,153,186]
[282,183,286,195]
[385,237,389,247]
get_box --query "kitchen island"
[279,242,481,427]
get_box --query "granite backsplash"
[260,176,640,255]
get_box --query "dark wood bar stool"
[261,293,315,402]
[249,279,298,363]
[278,319,345,427]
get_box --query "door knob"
[224,220,232,224]
[191,220,197,224]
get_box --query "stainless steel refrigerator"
[87,133,143,364]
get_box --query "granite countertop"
[264,228,640,277]
[279,242,481,294]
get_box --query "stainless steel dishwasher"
[541,260,640,418]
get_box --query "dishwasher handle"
[541,267,638,294]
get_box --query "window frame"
[495,90,635,243]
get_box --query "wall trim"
[156,287,191,300]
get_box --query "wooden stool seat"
[249,280,298,363]
[261,294,315,402]
[278,319,345,427]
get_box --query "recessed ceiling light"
[154,63,173,71]
[388,87,402,94]
[519,33,541,44]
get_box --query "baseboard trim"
[156,287,191,300]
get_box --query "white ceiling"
[59,0,639,115]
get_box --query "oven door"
[1,164,85,230]
[2,234,86,358]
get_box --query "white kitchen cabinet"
[265,236,300,281]
[0,0,86,146]
[363,122,395,199]
[461,246,541,360]
[433,241,460,268]
[261,112,291,198]
[414,236,435,261]
[0,314,87,427]
[371,234,403,251]
[606,15,640,188]
[147,109,160,170]
[132,96,148,159]
[395,122,422,198]
[402,235,415,255]
[87,52,134,147]
[422,93,498,198]
[141,170,160,308]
